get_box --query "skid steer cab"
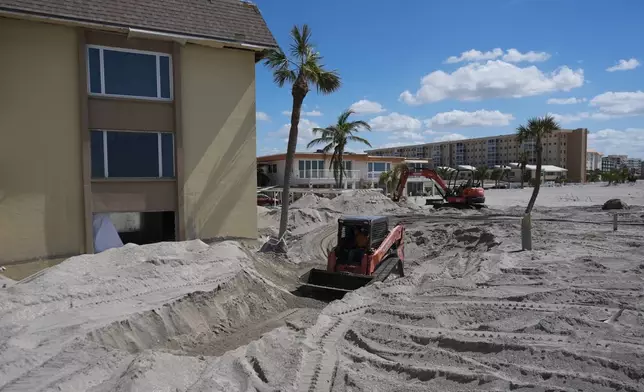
[299,216,405,295]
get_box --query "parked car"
[257,193,279,206]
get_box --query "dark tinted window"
[103,50,157,97]
[88,48,101,94]
[161,133,174,177]
[159,56,171,99]
[90,130,104,178]
[106,132,159,177]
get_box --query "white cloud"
[369,112,422,132]
[445,48,550,64]
[446,48,503,64]
[268,118,321,150]
[282,110,323,117]
[425,109,514,128]
[256,111,270,121]
[388,131,424,141]
[606,58,640,72]
[590,91,644,116]
[349,99,386,114]
[400,60,584,105]
[546,97,587,105]
[588,128,644,157]
[433,133,467,142]
[502,49,551,63]
[376,141,425,149]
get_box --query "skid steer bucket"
[298,268,374,294]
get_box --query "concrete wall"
[180,44,257,240]
[0,18,84,262]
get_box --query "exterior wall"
[566,128,587,182]
[181,44,257,240]
[0,18,84,262]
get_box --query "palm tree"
[264,25,341,244]
[518,151,529,189]
[491,168,503,187]
[436,167,451,181]
[475,166,490,183]
[307,109,371,188]
[378,163,408,198]
[516,115,561,214]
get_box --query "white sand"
[1,183,643,391]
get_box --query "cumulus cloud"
[369,112,422,132]
[256,111,271,121]
[606,58,640,72]
[282,110,323,117]
[546,97,587,105]
[376,141,425,149]
[588,128,644,156]
[349,99,386,114]
[400,60,584,105]
[388,131,425,141]
[268,118,321,150]
[590,91,644,116]
[433,133,467,142]
[445,48,550,64]
[425,109,514,128]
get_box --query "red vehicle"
[394,167,486,209]
[257,193,279,206]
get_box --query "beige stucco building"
[0,1,277,264]
[366,128,589,183]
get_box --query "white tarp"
[457,165,477,171]
[93,213,124,253]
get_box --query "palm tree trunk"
[338,151,344,189]
[525,142,542,214]
[520,168,525,189]
[277,84,306,241]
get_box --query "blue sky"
[253,0,644,158]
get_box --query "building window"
[91,130,174,178]
[368,162,392,172]
[298,160,325,178]
[87,46,172,100]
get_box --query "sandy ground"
[1,185,643,391]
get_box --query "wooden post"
[613,213,618,231]
[521,213,532,251]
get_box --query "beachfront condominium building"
[366,128,589,182]
[601,155,628,172]
[586,149,603,171]
[626,158,642,175]
[257,152,408,189]
[0,0,277,264]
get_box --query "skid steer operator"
[348,227,369,264]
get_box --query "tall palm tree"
[518,151,529,189]
[491,168,503,187]
[475,166,490,182]
[264,25,341,244]
[516,115,561,214]
[307,109,372,188]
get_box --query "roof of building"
[525,165,568,172]
[0,0,278,49]
[257,152,406,162]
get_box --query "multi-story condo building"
[0,0,276,264]
[601,155,628,172]
[586,149,603,171]
[366,128,588,182]
[626,158,642,175]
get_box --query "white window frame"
[86,45,173,101]
[93,130,175,179]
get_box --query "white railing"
[294,169,361,180]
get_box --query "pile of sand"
[290,193,335,210]
[0,240,317,392]
[329,190,402,215]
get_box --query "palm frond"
[273,68,296,87]
[306,136,333,149]
[346,120,371,132]
[347,135,372,147]
[263,48,290,70]
[289,24,313,62]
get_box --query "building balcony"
[294,169,361,181]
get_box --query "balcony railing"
[294,169,361,180]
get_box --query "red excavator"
[299,216,405,295]
[393,166,486,209]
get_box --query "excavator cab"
[298,216,405,296]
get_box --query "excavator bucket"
[298,268,374,294]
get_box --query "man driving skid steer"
[348,226,369,264]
